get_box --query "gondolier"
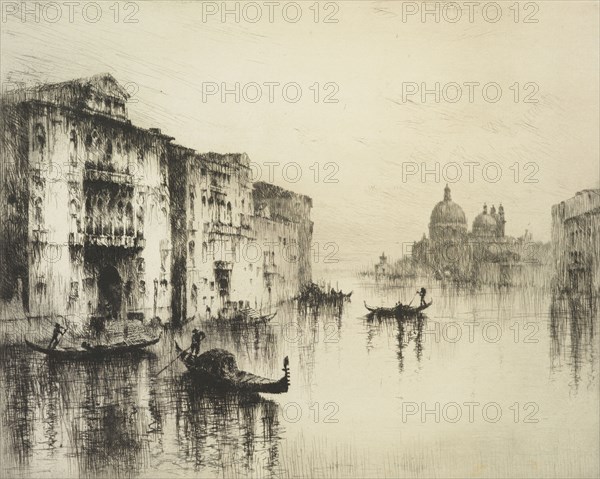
[190,329,206,356]
[417,287,427,307]
[48,323,67,349]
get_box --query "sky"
[1,0,599,271]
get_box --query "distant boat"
[364,299,432,318]
[217,308,277,325]
[175,341,290,394]
[25,335,161,359]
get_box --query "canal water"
[1,280,598,478]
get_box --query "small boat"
[364,299,432,317]
[217,308,277,325]
[175,341,290,394]
[25,335,161,359]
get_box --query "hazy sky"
[2,1,598,270]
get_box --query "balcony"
[31,227,49,244]
[210,180,226,194]
[263,264,278,276]
[204,223,241,237]
[84,167,133,185]
[214,260,233,271]
[85,234,144,249]
[69,232,84,246]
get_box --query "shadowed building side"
[551,189,600,302]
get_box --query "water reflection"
[550,295,597,393]
[1,282,598,478]
[364,314,426,372]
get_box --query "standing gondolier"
[417,287,427,307]
[48,323,67,349]
[190,329,206,356]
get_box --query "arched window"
[34,124,45,153]
[227,202,232,224]
[126,202,134,235]
[69,199,79,217]
[96,198,104,234]
[191,284,198,304]
[190,192,195,219]
[116,201,124,235]
[202,195,207,207]
[34,197,43,225]
[69,130,78,165]
[202,241,208,262]
[136,206,144,234]
[105,139,113,162]
[85,197,93,233]
[189,240,195,267]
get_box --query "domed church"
[429,185,468,241]
[428,185,506,241]
[412,185,527,283]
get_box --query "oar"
[154,345,191,377]
[407,293,418,307]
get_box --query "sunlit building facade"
[0,74,312,324]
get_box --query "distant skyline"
[2,1,598,271]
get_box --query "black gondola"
[364,299,433,317]
[175,341,290,394]
[25,335,161,359]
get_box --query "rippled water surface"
[1,281,598,478]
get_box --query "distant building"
[412,185,542,284]
[0,74,312,324]
[551,189,600,297]
[375,252,388,277]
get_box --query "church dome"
[429,185,467,242]
[472,204,499,236]
[430,185,467,226]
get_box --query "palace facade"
[0,74,312,324]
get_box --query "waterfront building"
[0,74,312,324]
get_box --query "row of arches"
[190,192,233,224]
[85,194,142,237]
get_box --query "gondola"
[25,335,161,359]
[175,341,290,394]
[364,299,432,317]
[230,309,277,324]
[215,308,277,325]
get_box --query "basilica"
[412,185,538,284]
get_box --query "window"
[126,202,135,236]
[34,124,45,152]
[105,139,113,161]
[191,284,198,304]
[70,281,79,299]
[34,197,43,225]
[69,130,78,165]
[210,281,215,291]
[116,201,124,235]
[189,240,195,267]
